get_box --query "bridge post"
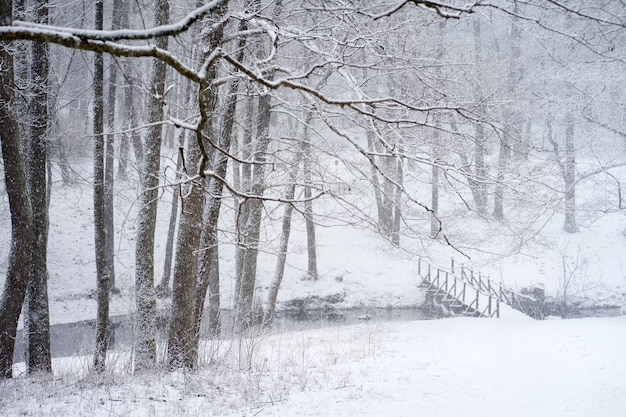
[451,258,455,274]
[475,289,480,311]
[418,258,421,275]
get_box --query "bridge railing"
[419,260,499,318]
[418,257,542,319]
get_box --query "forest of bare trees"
[0,0,624,378]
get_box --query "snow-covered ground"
[1,315,625,416]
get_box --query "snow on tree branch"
[8,0,227,42]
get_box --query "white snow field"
[1,315,625,416]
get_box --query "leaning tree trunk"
[134,0,169,371]
[25,0,52,375]
[92,0,110,373]
[263,150,301,328]
[0,0,33,379]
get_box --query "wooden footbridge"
[418,258,544,320]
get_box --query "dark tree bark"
[92,0,109,373]
[134,0,169,371]
[25,0,52,375]
[0,0,33,379]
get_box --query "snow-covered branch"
[7,0,227,42]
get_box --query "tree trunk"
[25,0,52,375]
[235,91,255,293]
[430,144,440,238]
[493,136,508,220]
[167,126,204,368]
[194,32,246,349]
[263,152,301,328]
[120,68,143,178]
[472,19,488,215]
[235,93,272,333]
[134,0,169,371]
[92,0,109,373]
[391,156,403,246]
[0,0,33,379]
[155,145,183,298]
[494,10,520,220]
[367,131,385,228]
[104,0,123,293]
[167,4,225,368]
[302,120,318,279]
[118,0,142,179]
[116,0,130,180]
[563,114,578,233]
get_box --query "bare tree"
[0,0,33,379]
[92,0,109,373]
[194,21,248,346]
[104,0,123,293]
[301,114,319,278]
[235,92,272,333]
[24,0,52,375]
[263,150,301,328]
[168,3,227,369]
[134,0,170,371]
